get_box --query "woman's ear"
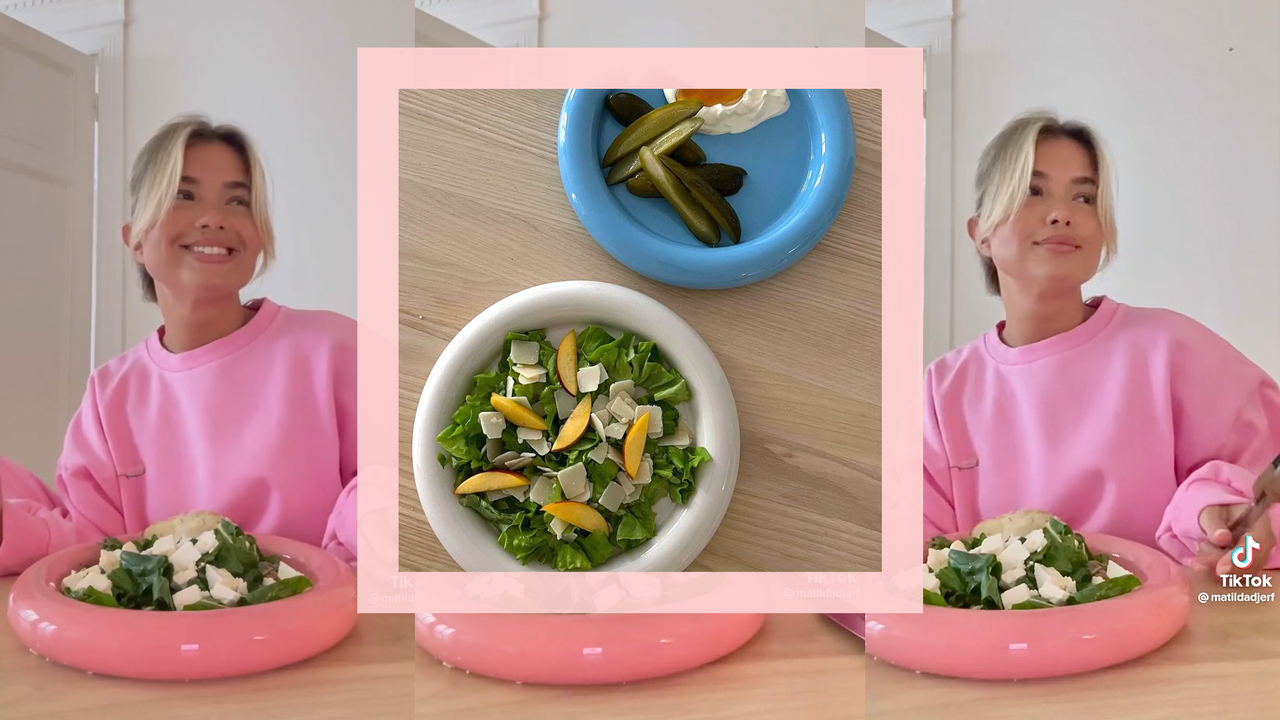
[967,216,992,257]
[121,223,144,262]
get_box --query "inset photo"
[399,88,882,572]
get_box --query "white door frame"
[2,0,126,367]
[867,0,954,365]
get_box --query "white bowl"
[411,281,741,571]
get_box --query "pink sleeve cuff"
[322,477,358,570]
[1157,460,1256,565]
[0,501,52,577]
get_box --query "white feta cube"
[169,540,203,572]
[995,541,1030,573]
[554,388,578,419]
[1001,583,1032,608]
[1064,577,1077,595]
[1092,576,1104,585]
[604,422,628,439]
[607,393,637,421]
[509,340,541,365]
[517,426,544,442]
[63,567,91,591]
[479,411,507,439]
[150,534,177,557]
[278,561,302,580]
[926,548,950,572]
[1033,563,1067,591]
[194,530,218,555]
[173,584,205,610]
[976,533,1004,555]
[1106,560,1132,579]
[75,569,112,594]
[949,540,967,552]
[1038,580,1069,604]
[122,541,139,554]
[205,565,234,588]
[633,456,653,485]
[172,567,198,588]
[922,567,940,593]
[263,577,276,586]
[587,443,609,465]
[608,380,635,401]
[598,482,626,513]
[530,475,556,506]
[577,365,602,393]
[99,548,122,573]
[557,463,589,499]
[633,405,663,437]
[1000,565,1026,587]
[210,582,241,604]
[1022,528,1048,553]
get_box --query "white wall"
[538,0,864,47]
[121,0,413,346]
[943,0,1280,379]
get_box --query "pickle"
[626,163,747,198]
[601,98,702,167]
[606,93,707,166]
[605,117,704,185]
[638,146,720,246]
[659,155,742,243]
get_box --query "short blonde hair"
[127,116,274,302]
[973,111,1117,295]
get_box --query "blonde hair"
[127,115,274,302]
[973,110,1117,295]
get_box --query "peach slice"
[551,394,593,452]
[557,330,578,396]
[489,393,547,430]
[454,470,530,495]
[623,411,651,478]
[542,501,608,534]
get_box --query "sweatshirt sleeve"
[923,366,960,540]
[1156,327,1280,568]
[0,377,126,576]
[321,321,358,568]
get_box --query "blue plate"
[557,89,855,289]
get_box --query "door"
[0,12,96,485]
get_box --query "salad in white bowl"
[436,325,713,571]
[412,281,740,573]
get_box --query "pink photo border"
[356,48,923,613]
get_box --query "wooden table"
[0,579,415,720]
[865,570,1277,718]
[398,89,882,572]
[416,613,864,719]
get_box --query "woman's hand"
[1197,504,1275,575]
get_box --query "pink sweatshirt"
[924,296,1280,568]
[0,298,357,576]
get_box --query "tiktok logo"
[1232,534,1262,569]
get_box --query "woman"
[0,116,357,575]
[923,111,1280,575]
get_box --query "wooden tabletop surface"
[865,569,1277,718]
[397,89,882,572]
[416,613,864,719]
[0,579,415,719]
